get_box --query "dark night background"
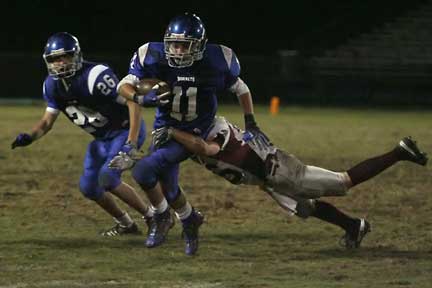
[3,0,425,54]
[2,0,431,105]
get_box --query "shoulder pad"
[138,42,164,66]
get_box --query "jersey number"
[96,74,116,96]
[170,86,198,121]
[65,106,108,133]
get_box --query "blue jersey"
[43,61,130,139]
[128,42,241,135]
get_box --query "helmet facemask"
[44,50,82,79]
[164,36,206,68]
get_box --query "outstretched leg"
[346,136,428,187]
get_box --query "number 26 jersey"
[43,61,130,139]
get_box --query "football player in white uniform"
[130,116,428,248]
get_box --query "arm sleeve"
[221,46,241,89]
[42,81,60,114]
[90,66,121,101]
[128,43,159,79]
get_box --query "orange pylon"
[270,96,280,115]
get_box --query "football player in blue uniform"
[116,13,267,255]
[11,32,153,236]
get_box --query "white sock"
[144,206,154,218]
[150,198,168,214]
[116,212,134,227]
[175,202,192,221]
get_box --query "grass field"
[0,105,431,288]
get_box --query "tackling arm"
[170,128,221,157]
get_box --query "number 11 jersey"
[128,42,241,136]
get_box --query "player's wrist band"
[244,114,257,127]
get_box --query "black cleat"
[101,222,141,237]
[145,209,175,248]
[340,218,371,249]
[182,209,204,256]
[397,136,428,166]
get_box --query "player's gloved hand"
[11,133,33,149]
[119,141,141,160]
[133,84,171,108]
[151,127,173,149]
[243,114,272,151]
[109,141,141,171]
[108,152,136,171]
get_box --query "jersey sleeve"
[128,43,160,79]
[220,45,241,89]
[89,65,119,100]
[42,80,60,112]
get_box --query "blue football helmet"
[164,13,207,68]
[43,32,83,78]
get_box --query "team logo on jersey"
[177,76,195,82]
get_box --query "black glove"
[11,133,33,149]
[151,127,173,149]
[133,87,171,107]
[243,114,272,151]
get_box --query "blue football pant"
[79,125,146,200]
[132,140,191,203]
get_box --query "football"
[136,78,171,95]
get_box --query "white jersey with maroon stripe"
[193,116,273,185]
[194,116,348,216]
[207,116,277,160]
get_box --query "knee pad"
[98,167,121,191]
[295,199,316,219]
[132,158,158,190]
[79,176,104,201]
